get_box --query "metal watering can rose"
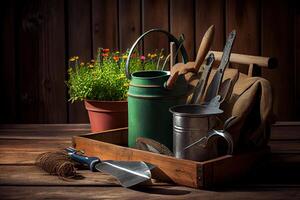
[125,29,189,150]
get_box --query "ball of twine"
[35,151,77,179]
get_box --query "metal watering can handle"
[184,129,234,155]
[125,29,189,80]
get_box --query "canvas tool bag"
[187,66,274,154]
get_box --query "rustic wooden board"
[202,147,270,187]
[0,125,90,139]
[16,1,41,123]
[261,0,294,120]
[226,0,260,55]
[73,133,200,188]
[0,0,16,123]
[0,138,71,150]
[0,139,71,164]
[1,185,299,200]
[2,1,300,122]
[195,0,225,51]
[15,0,67,123]
[73,128,271,189]
[226,0,261,74]
[0,165,119,186]
[92,0,118,55]
[269,141,300,154]
[170,0,195,60]
[0,123,90,130]
[295,5,300,120]
[0,186,198,200]
[37,0,67,123]
[271,122,300,140]
[119,0,141,52]
[143,0,169,55]
[67,0,91,123]
[0,124,299,199]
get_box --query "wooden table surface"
[0,123,299,199]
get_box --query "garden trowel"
[204,30,236,102]
[66,147,154,188]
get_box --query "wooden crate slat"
[73,128,270,188]
[73,134,200,188]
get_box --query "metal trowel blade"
[95,160,152,188]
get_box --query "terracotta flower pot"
[84,100,128,132]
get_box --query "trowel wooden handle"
[167,42,179,89]
[194,25,215,71]
[166,71,179,89]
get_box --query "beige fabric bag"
[188,68,274,153]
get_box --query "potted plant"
[67,48,162,132]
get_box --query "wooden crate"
[72,127,270,189]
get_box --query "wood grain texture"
[0,139,71,164]
[195,0,225,51]
[17,0,42,123]
[1,1,300,122]
[226,0,260,55]
[226,0,261,74]
[0,124,90,139]
[92,0,118,56]
[0,165,119,186]
[261,0,294,120]
[16,0,67,123]
[0,124,299,199]
[1,185,300,200]
[0,186,202,200]
[67,0,91,123]
[170,0,195,60]
[0,0,16,123]
[295,5,300,120]
[73,129,272,189]
[202,147,269,187]
[271,123,300,140]
[37,0,67,123]
[74,133,200,188]
[142,0,169,55]
[211,51,276,68]
[119,0,141,52]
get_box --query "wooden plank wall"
[0,0,299,123]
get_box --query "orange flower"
[113,56,119,62]
[102,53,109,57]
[102,48,110,53]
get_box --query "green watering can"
[125,29,189,150]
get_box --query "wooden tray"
[72,127,270,189]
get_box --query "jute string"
[35,150,77,179]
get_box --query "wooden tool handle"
[194,25,215,71]
[210,51,277,69]
[166,71,179,89]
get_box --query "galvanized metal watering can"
[170,103,234,161]
[125,29,189,149]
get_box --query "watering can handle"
[184,129,234,155]
[125,29,189,80]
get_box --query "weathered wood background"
[0,0,299,123]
